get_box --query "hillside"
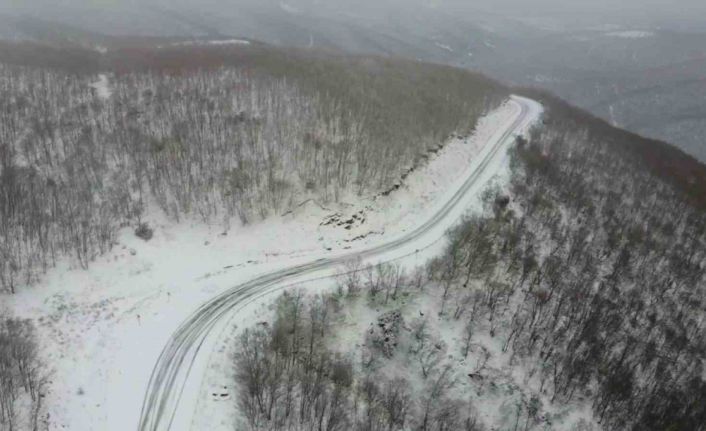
[0,41,505,294]
[0,40,508,429]
[0,33,705,431]
[230,90,706,431]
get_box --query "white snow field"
[4,96,541,431]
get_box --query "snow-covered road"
[138,95,543,431]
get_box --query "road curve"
[138,95,542,431]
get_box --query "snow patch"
[206,39,251,46]
[90,74,112,99]
[609,104,619,126]
[533,74,560,83]
[435,42,454,53]
[606,30,654,39]
[279,2,301,14]
[165,39,251,48]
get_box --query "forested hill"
[231,81,706,431]
[2,36,706,431]
[2,38,705,296]
[518,88,706,211]
[0,40,506,294]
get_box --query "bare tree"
[337,258,363,297]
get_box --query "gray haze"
[1,0,705,161]
[4,0,706,31]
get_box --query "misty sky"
[1,0,706,35]
[4,0,706,19]
[3,0,704,7]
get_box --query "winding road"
[137,95,542,431]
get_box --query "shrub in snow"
[494,194,510,210]
[135,223,154,241]
[369,310,403,359]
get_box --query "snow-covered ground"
[3,97,540,431]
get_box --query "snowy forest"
[1,38,706,431]
[0,317,44,431]
[232,100,706,430]
[0,44,504,430]
[0,44,505,294]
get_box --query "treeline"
[0,47,505,293]
[0,41,102,74]
[107,43,507,163]
[0,318,46,431]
